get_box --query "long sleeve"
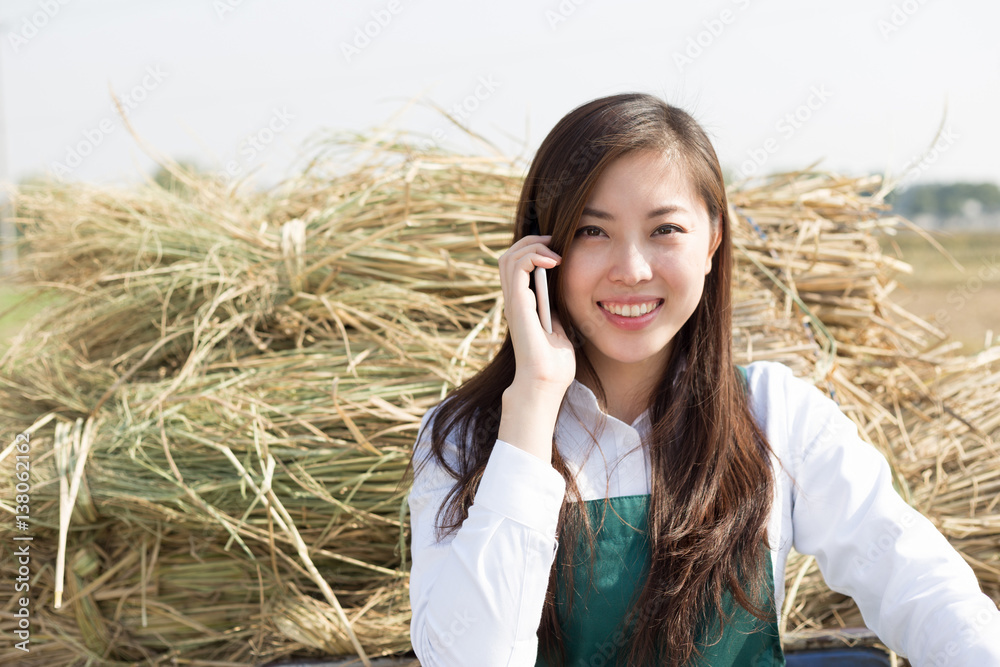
[408,406,566,666]
[775,364,1000,664]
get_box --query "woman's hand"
[498,234,576,396]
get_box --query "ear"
[704,214,723,275]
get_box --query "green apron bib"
[535,367,785,666]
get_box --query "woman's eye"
[573,225,682,238]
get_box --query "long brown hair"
[408,93,777,665]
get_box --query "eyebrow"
[580,205,685,221]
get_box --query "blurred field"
[0,286,29,344]
[0,285,62,351]
[879,230,1000,352]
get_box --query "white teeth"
[600,301,660,317]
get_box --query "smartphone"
[528,220,553,334]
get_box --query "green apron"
[536,367,785,666]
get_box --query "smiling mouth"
[598,300,663,318]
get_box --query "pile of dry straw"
[1,127,998,666]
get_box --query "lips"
[595,299,663,332]
[598,299,663,318]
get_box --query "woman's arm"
[408,403,566,667]
[776,364,1000,663]
[408,220,575,665]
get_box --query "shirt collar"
[561,353,686,433]
[564,378,652,432]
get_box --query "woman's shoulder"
[740,360,847,456]
[416,394,476,444]
[741,358,804,383]
[410,397,468,500]
[414,396,461,451]
[412,394,487,471]
[741,360,833,407]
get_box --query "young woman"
[406,93,1000,666]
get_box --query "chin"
[592,343,670,367]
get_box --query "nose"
[608,241,653,286]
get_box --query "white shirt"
[408,360,1000,666]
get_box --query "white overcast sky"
[0,0,997,190]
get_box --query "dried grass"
[0,127,997,665]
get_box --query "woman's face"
[560,149,721,381]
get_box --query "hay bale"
[1,131,997,665]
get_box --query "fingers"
[499,238,561,340]
[511,253,559,276]
[499,251,560,310]
[499,235,560,300]
[500,236,561,274]
[512,233,556,255]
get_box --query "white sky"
[1,0,997,189]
